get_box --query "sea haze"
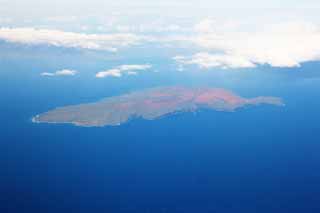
[1,45,320,213]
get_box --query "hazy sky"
[2,0,320,19]
[1,0,320,70]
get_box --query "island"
[32,86,284,127]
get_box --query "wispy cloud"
[0,28,141,51]
[41,69,78,77]
[96,64,152,78]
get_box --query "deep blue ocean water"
[1,46,320,212]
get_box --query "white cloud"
[176,20,320,69]
[117,64,152,71]
[174,53,256,69]
[95,69,122,78]
[40,72,55,76]
[0,28,141,51]
[41,69,78,77]
[95,64,152,78]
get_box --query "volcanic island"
[32,86,284,127]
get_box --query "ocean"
[1,48,320,212]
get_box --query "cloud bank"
[175,20,320,69]
[96,64,152,78]
[0,28,141,51]
[41,69,78,77]
[2,20,320,70]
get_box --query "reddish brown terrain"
[33,86,284,127]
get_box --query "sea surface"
[1,46,320,212]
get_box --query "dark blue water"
[1,48,320,212]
